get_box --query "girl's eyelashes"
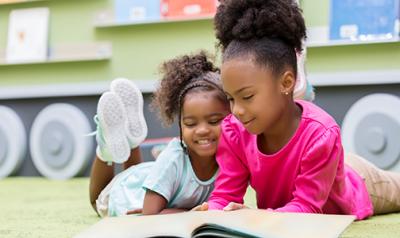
[226,94,253,102]
[183,122,196,127]
[209,118,223,125]
[183,118,223,127]
[242,95,254,100]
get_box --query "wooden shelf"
[0,0,45,5]
[94,10,213,28]
[0,42,112,66]
[308,70,400,87]
[306,26,400,48]
[307,37,400,48]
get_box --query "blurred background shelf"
[307,37,400,48]
[306,26,400,48]
[0,79,156,100]
[308,70,400,86]
[0,0,45,5]
[94,9,213,28]
[0,42,112,66]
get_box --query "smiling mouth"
[196,139,216,145]
[243,118,255,125]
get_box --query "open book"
[75,209,355,238]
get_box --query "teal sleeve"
[142,139,183,202]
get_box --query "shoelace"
[85,115,99,137]
[85,115,113,166]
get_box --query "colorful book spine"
[114,0,161,22]
[330,0,400,41]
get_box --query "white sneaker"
[110,78,148,148]
[96,92,130,164]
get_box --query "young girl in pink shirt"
[195,0,400,219]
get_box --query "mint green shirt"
[108,138,217,216]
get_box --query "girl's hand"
[126,208,143,215]
[191,202,209,211]
[223,202,249,211]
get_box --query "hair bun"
[215,0,306,51]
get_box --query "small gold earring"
[285,92,289,95]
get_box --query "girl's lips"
[197,139,212,145]
[243,118,255,125]
[195,139,217,149]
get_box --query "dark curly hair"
[152,51,229,150]
[214,0,307,77]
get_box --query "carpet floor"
[1,178,399,238]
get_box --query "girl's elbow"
[141,206,163,215]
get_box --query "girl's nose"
[232,103,245,117]
[196,124,210,135]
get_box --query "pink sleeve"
[207,120,250,210]
[275,127,343,213]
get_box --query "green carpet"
[1,178,399,238]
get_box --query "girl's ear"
[279,70,296,95]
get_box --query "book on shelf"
[6,7,49,63]
[114,0,161,23]
[330,0,400,41]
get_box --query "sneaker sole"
[111,78,148,148]
[97,92,130,163]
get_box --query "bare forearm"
[159,208,188,214]
[138,208,187,216]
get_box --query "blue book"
[330,0,400,40]
[115,0,161,23]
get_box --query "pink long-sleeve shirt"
[208,100,373,220]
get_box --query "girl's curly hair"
[152,51,226,127]
[214,0,307,76]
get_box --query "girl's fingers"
[191,205,202,211]
[201,202,209,211]
[191,202,208,211]
[223,202,247,211]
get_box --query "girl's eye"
[184,123,196,127]
[226,96,234,102]
[243,95,253,100]
[209,118,222,125]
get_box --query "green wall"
[0,0,399,87]
[302,0,400,73]
[0,0,216,86]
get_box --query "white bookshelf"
[0,80,157,99]
[0,0,45,5]
[0,42,112,66]
[2,69,400,100]
[306,26,400,48]
[94,10,213,28]
[307,37,400,48]
[308,70,400,87]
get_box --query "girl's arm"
[128,190,187,215]
[159,208,187,214]
[207,121,250,210]
[136,139,181,215]
[141,190,168,215]
[275,127,343,213]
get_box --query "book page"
[191,210,355,238]
[75,209,355,238]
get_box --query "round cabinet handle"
[30,103,94,180]
[0,106,27,178]
[342,94,400,171]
